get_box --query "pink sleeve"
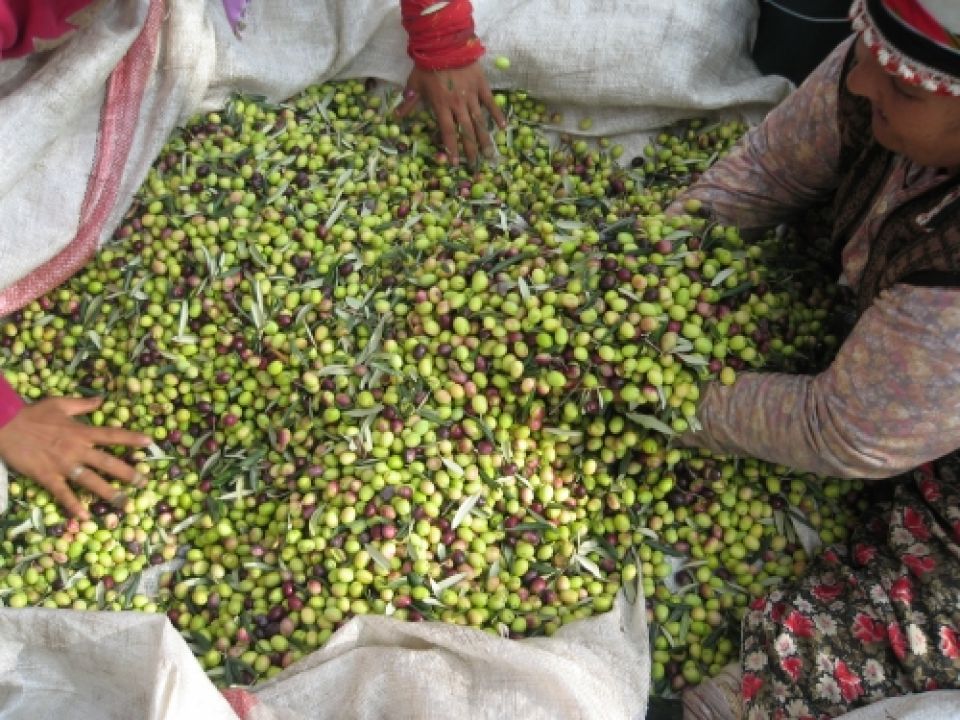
[0,0,100,59]
[0,374,24,429]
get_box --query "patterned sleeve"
[683,284,960,479]
[672,37,855,230]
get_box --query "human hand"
[396,62,507,165]
[0,396,152,519]
[681,661,741,720]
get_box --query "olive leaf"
[364,543,393,573]
[625,412,676,436]
[451,493,480,530]
[710,267,736,288]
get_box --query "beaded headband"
[850,0,960,96]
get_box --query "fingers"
[396,64,506,166]
[453,103,480,165]
[52,395,103,416]
[31,396,151,447]
[57,452,137,515]
[434,108,461,165]
[467,100,495,161]
[437,95,491,165]
[71,465,125,506]
[82,424,152,449]
[394,87,419,119]
[37,451,142,520]
[479,84,507,130]
[45,478,89,520]
[0,396,152,519]
[81,447,146,487]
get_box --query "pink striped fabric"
[0,0,164,316]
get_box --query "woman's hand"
[396,62,506,165]
[0,396,152,519]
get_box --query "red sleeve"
[0,0,100,59]
[400,0,485,71]
[0,375,23,429]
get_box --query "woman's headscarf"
[850,0,960,96]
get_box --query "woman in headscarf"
[680,1,960,717]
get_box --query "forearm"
[683,285,960,478]
[686,373,892,478]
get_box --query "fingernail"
[111,491,128,508]
[78,509,91,521]
[133,472,147,488]
[482,146,495,159]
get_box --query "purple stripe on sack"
[221,0,250,36]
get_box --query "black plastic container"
[752,0,853,85]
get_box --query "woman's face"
[846,37,960,170]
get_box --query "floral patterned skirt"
[741,461,960,719]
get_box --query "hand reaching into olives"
[396,62,506,165]
[0,396,152,519]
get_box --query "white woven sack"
[244,590,650,720]
[0,608,238,720]
[0,0,791,311]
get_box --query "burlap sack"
[0,0,792,313]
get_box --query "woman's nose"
[846,42,880,101]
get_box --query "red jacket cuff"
[401,0,485,71]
